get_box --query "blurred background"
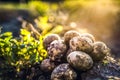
[0,0,120,57]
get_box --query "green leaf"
[20,29,30,36]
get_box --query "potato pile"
[41,30,110,80]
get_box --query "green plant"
[34,16,63,36]
[0,29,47,73]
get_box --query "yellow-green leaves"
[21,29,30,36]
[0,29,47,72]
[49,25,63,34]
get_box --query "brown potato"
[69,36,93,53]
[43,34,60,49]
[40,59,56,72]
[90,41,110,61]
[67,51,93,71]
[47,40,67,62]
[64,30,80,46]
[51,63,77,80]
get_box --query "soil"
[81,55,120,80]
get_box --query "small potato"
[80,33,95,43]
[51,63,77,80]
[66,49,74,58]
[90,41,110,61]
[67,51,93,71]
[47,40,67,62]
[40,59,56,72]
[64,30,80,45]
[43,34,60,49]
[69,36,93,53]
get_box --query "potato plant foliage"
[0,29,47,72]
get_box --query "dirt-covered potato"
[89,41,110,61]
[67,51,93,71]
[66,49,74,57]
[47,40,67,62]
[69,36,93,53]
[64,30,80,45]
[40,59,56,72]
[43,34,60,49]
[80,33,95,43]
[51,63,77,80]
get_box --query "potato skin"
[67,51,93,71]
[40,59,56,72]
[51,63,77,80]
[64,30,80,45]
[43,34,60,49]
[89,41,109,61]
[47,40,67,62]
[80,33,95,43]
[69,36,93,53]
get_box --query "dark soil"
[81,55,120,80]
